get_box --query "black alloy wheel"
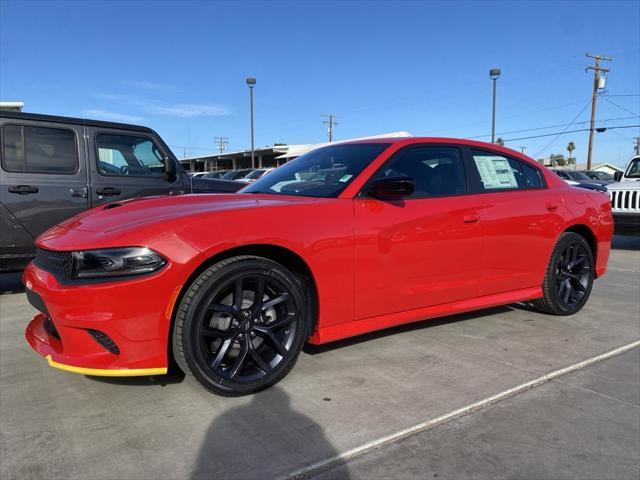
[173,256,310,396]
[554,241,591,307]
[533,232,595,315]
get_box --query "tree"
[550,154,567,167]
[495,137,505,147]
[566,141,576,165]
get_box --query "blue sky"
[1,0,638,165]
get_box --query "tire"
[172,255,310,396]
[533,232,595,316]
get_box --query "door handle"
[463,214,480,223]
[70,187,88,198]
[8,185,39,195]
[546,202,560,211]
[96,187,122,196]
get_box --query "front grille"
[609,190,640,212]
[87,329,120,355]
[34,249,73,278]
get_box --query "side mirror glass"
[368,176,415,200]
[613,171,623,182]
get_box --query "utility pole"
[213,137,229,154]
[321,114,338,142]
[634,137,640,156]
[520,146,527,154]
[586,53,612,170]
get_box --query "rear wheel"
[173,256,309,396]
[533,232,594,315]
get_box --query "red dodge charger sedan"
[24,138,613,395]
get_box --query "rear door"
[87,127,185,206]
[0,120,89,244]
[467,149,564,295]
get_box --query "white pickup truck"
[608,155,640,235]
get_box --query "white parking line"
[284,340,640,480]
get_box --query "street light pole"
[246,77,256,168]
[489,68,501,144]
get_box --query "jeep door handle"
[546,202,560,211]
[463,214,480,223]
[96,187,122,196]
[8,185,39,195]
[70,187,88,198]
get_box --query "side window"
[1,125,78,174]
[372,146,466,197]
[520,162,543,188]
[96,133,166,176]
[471,150,543,191]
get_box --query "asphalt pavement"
[1,236,638,480]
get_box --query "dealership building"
[178,131,412,173]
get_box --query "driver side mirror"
[164,156,177,180]
[614,171,623,182]
[368,176,415,200]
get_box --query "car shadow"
[191,386,349,480]
[84,362,186,386]
[0,272,25,294]
[304,305,513,355]
[611,235,640,251]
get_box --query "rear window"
[1,124,78,174]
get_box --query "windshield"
[571,171,591,181]
[245,169,266,180]
[627,157,640,178]
[241,143,390,197]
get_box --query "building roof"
[275,131,413,159]
[574,162,624,172]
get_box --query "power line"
[532,100,592,158]
[504,125,639,144]
[603,96,639,117]
[468,115,637,140]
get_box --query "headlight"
[71,247,166,279]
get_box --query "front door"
[87,127,183,207]
[353,145,484,320]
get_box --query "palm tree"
[567,141,576,165]
[496,137,505,147]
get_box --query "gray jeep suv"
[0,111,242,271]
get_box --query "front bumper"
[23,262,182,376]
[612,213,640,236]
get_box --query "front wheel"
[533,232,595,315]
[173,256,309,396]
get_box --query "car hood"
[40,194,317,237]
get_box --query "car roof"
[0,111,154,133]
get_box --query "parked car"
[607,155,640,235]
[583,170,614,183]
[0,111,243,271]
[203,170,231,179]
[551,168,609,186]
[237,167,275,183]
[222,169,254,180]
[24,139,612,395]
[550,168,607,193]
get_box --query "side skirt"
[311,287,542,344]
